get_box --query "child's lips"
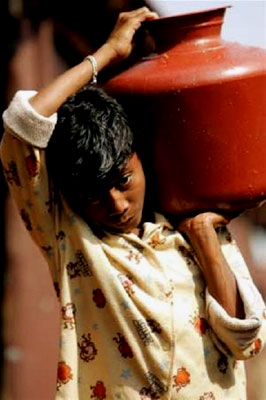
[115,215,134,226]
[108,213,137,230]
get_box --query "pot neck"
[143,6,229,53]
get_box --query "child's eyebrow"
[120,169,131,176]
[121,163,132,174]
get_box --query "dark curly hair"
[46,85,136,211]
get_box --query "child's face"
[82,153,146,233]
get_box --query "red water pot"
[104,6,266,216]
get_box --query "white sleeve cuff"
[206,285,262,332]
[206,273,266,358]
[2,90,57,148]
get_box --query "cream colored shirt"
[1,91,266,400]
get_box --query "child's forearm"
[29,7,158,117]
[29,43,116,117]
[178,212,245,319]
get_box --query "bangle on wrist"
[84,55,98,84]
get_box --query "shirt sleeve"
[205,228,266,360]
[1,90,60,282]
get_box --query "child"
[1,7,265,400]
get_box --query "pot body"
[105,7,266,216]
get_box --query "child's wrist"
[93,43,119,71]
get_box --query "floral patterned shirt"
[1,91,266,400]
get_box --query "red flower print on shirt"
[25,154,38,177]
[57,361,73,390]
[250,338,262,356]
[172,367,191,392]
[194,316,208,335]
[90,380,106,399]
[113,333,133,358]
[92,288,106,308]
[148,232,166,248]
[190,312,208,335]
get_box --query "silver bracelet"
[84,55,98,84]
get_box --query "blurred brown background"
[0,1,265,399]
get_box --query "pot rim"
[143,4,232,26]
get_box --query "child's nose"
[107,187,129,216]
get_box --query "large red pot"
[104,6,266,216]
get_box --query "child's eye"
[118,174,132,187]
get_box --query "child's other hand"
[106,7,158,63]
[178,212,230,237]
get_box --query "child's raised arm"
[30,7,158,117]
